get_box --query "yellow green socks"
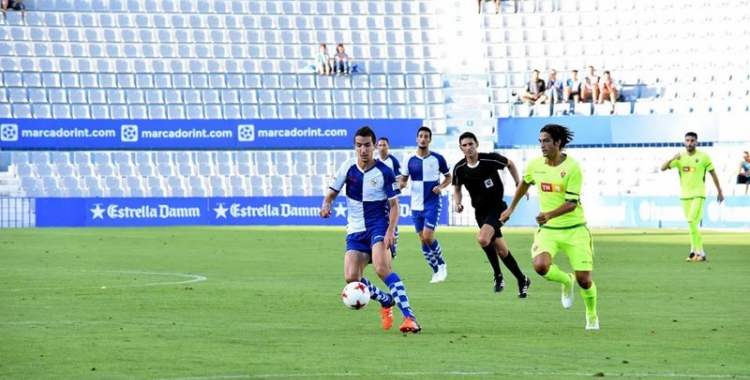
[581,281,597,317]
[688,221,704,252]
[542,264,572,285]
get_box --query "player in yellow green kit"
[501,124,599,330]
[660,132,724,262]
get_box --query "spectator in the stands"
[316,43,332,76]
[543,69,564,104]
[738,151,750,194]
[564,69,583,103]
[582,66,600,103]
[518,70,546,105]
[597,71,619,114]
[333,44,351,75]
[478,0,501,14]
[1,0,25,23]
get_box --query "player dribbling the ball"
[320,126,421,334]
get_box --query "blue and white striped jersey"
[329,159,401,235]
[403,152,450,211]
[375,154,403,178]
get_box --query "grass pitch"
[1,227,748,380]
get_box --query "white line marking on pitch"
[0,270,207,293]
[153,371,750,380]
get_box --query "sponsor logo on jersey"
[682,166,696,172]
[540,182,565,193]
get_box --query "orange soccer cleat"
[380,305,394,331]
[399,317,422,334]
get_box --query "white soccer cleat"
[429,272,440,283]
[435,264,448,282]
[586,312,600,330]
[561,273,575,309]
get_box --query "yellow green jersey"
[668,150,714,199]
[523,155,586,228]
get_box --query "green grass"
[1,227,749,380]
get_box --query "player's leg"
[345,233,396,330]
[423,207,447,281]
[681,198,702,260]
[345,234,395,308]
[561,227,598,329]
[371,236,421,333]
[476,212,505,292]
[532,228,575,308]
[493,236,531,298]
[688,197,707,261]
[414,211,439,279]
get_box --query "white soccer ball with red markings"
[341,282,371,310]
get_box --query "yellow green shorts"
[531,225,594,271]
[680,197,705,223]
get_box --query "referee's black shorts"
[474,204,507,239]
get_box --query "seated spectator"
[316,43,332,76]
[582,66,600,103]
[1,0,25,23]
[478,0,501,14]
[333,44,351,75]
[543,69,564,104]
[597,71,619,114]
[738,151,750,194]
[564,69,583,103]
[518,69,546,105]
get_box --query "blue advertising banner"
[85,198,207,227]
[34,196,449,228]
[0,119,422,150]
[496,114,745,147]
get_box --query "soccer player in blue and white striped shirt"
[400,126,452,283]
[319,126,421,334]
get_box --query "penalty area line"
[153,371,750,380]
[0,270,207,293]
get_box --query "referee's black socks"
[481,243,503,279]
[500,252,526,282]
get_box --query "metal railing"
[0,197,35,228]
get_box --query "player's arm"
[661,153,681,171]
[500,180,532,223]
[506,159,529,200]
[384,197,399,248]
[321,161,347,218]
[709,169,725,203]
[398,173,408,189]
[434,173,452,194]
[535,200,577,225]
[319,188,339,218]
[453,183,464,213]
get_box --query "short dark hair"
[378,137,389,145]
[540,124,574,149]
[417,126,432,138]
[685,132,698,139]
[458,131,478,144]
[533,69,540,74]
[355,126,376,143]
[572,69,579,73]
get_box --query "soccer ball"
[341,281,371,310]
